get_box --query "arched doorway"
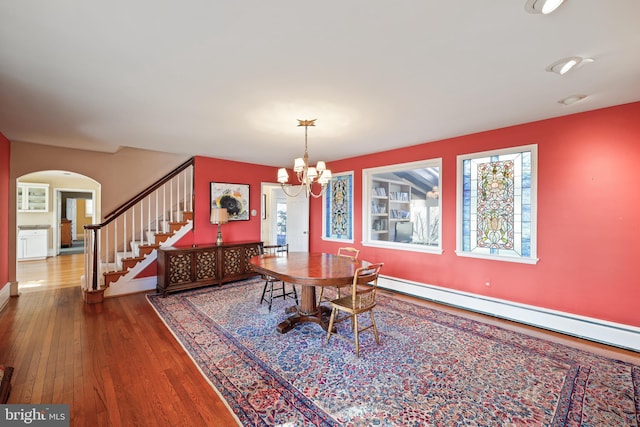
[16,170,100,293]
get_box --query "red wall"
[0,133,10,290]
[309,102,640,328]
[177,156,276,245]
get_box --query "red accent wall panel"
[182,156,276,246]
[309,102,640,328]
[0,133,10,289]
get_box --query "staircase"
[101,212,193,288]
[83,158,195,297]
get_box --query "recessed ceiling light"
[546,56,593,75]
[558,94,587,106]
[525,0,566,14]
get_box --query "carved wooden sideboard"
[156,241,262,296]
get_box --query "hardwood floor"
[17,253,85,293]
[6,254,239,426]
[2,255,638,426]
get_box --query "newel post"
[83,224,104,303]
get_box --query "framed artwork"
[211,182,250,221]
[322,171,354,242]
[456,144,538,264]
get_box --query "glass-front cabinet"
[17,183,50,212]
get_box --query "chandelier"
[427,186,439,199]
[277,119,332,198]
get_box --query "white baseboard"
[378,275,640,353]
[0,283,11,313]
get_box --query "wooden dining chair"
[317,247,360,305]
[259,244,298,311]
[337,247,360,259]
[326,262,384,357]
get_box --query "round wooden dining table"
[249,252,369,333]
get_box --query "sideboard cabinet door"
[244,244,262,273]
[167,252,193,285]
[219,242,263,285]
[222,246,243,278]
[194,248,218,282]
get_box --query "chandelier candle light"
[277,119,332,198]
[210,207,229,245]
[427,186,439,199]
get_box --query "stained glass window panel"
[458,145,537,263]
[322,172,354,241]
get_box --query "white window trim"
[455,144,539,264]
[362,159,442,254]
[322,171,355,243]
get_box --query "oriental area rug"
[146,278,639,426]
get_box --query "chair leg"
[268,281,275,312]
[354,314,360,357]
[326,308,337,343]
[260,280,269,305]
[291,284,298,305]
[370,310,380,345]
[318,287,324,305]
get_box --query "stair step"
[154,232,173,244]
[121,256,145,270]
[183,211,193,221]
[130,241,149,258]
[138,244,160,257]
[169,221,188,233]
[103,270,128,287]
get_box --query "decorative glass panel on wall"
[322,172,354,242]
[457,144,538,264]
[363,159,442,254]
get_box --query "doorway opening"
[58,190,95,255]
[260,183,309,252]
[16,170,100,293]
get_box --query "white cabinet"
[370,178,411,242]
[18,229,48,260]
[17,183,49,212]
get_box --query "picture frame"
[322,171,354,242]
[211,182,250,221]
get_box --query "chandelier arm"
[308,187,326,198]
[280,183,306,198]
[281,180,327,199]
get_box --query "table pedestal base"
[276,305,332,334]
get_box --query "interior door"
[285,189,309,252]
[263,185,309,252]
[66,198,77,240]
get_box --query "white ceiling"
[1,1,639,168]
